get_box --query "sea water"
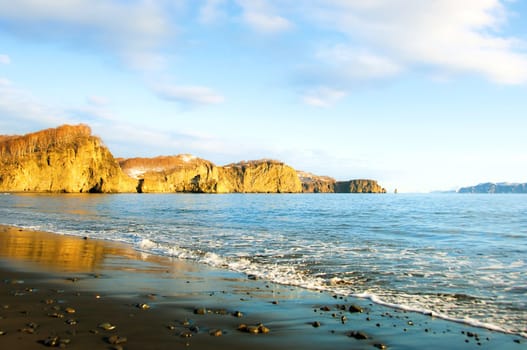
[0,193,525,337]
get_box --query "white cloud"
[199,0,227,24]
[237,0,292,33]
[153,84,225,105]
[309,0,527,84]
[0,79,72,132]
[316,45,403,80]
[87,95,109,107]
[0,0,172,71]
[303,86,346,107]
[0,54,10,64]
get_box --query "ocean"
[0,193,525,338]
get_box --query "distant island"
[0,124,386,194]
[458,182,527,194]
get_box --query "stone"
[210,329,223,337]
[107,335,127,345]
[349,305,363,313]
[349,331,369,340]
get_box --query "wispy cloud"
[0,54,10,64]
[316,45,403,80]
[153,84,225,106]
[199,0,227,24]
[237,0,293,33]
[0,0,172,71]
[308,0,527,85]
[86,95,109,107]
[302,87,346,107]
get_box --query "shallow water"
[0,193,525,337]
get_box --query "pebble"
[312,321,321,328]
[238,323,270,334]
[107,335,127,345]
[194,308,207,315]
[48,312,64,318]
[98,322,116,331]
[247,326,259,334]
[210,329,223,337]
[374,343,388,349]
[0,330,6,336]
[258,325,270,334]
[320,306,331,312]
[349,305,363,313]
[341,316,347,324]
[349,331,369,340]
[65,307,76,314]
[42,336,71,347]
[20,327,35,334]
[65,319,77,325]
[136,303,150,310]
[180,331,193,338]
[233,311,244,318]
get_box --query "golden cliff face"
[297,171,386,193]
[119,155,219,193]
[120,157,302,193]
[334,179,387,193]
[218,160,302,193]
[0,124,136,193]
[0,124,386,194]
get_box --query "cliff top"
[223,159,285,169]
[296,171,335,183]
[118,154,214,179]
[0,124,94,162]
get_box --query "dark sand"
[0,225,524,349]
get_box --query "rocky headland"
[297,171,386,193]
[0,125,136,193]
[458,182,527,194]
[0,124,385,194]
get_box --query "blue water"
[0,193,525,337]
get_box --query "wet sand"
[0,225,524,349]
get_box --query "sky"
[1,0,527,193]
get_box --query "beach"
[0,225,524,349]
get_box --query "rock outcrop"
[1,124,386,194]
[458,182,527,194]
[0,124,136,193]
[119,157,302,193]
[334,179,386,193]
[218,160,302,193]
[297,171,386,193]
[297,171,335,193]
[119,155,219,193]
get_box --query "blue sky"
[1,1,527,192]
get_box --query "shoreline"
[0,225,524,349]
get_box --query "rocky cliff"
[458,182,527,193]
[119,155,219,193]
[334,179,386,193]
[218,160,302,193]
[297,171,386,193]
[119,157,302,193]
[297,171,336,193]
[1,124,386,194]
[0,124,136,193]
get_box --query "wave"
[2,222,526,339]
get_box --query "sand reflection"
[0,226,141,272]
